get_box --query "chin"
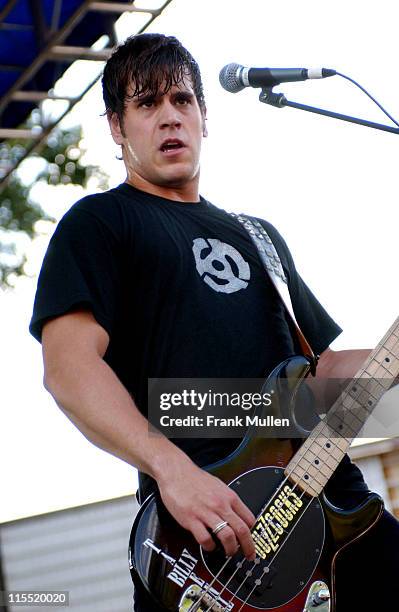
[159,170,198,188]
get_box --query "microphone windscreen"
[219,63,245,93]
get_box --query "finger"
[224,512,256,561]
[205,513,239,558]
[231,494,256,529]
[214,525,239,558]
[190,520,216,552]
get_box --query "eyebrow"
[133,92,156,105]
[173,90,194,99]
[134,89,195,105]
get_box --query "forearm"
[313,347,372,408]
[41,311,256,560]
[317,348,372,380]
[44,353,192,485]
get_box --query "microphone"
[219,63,337,93]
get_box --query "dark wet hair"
[102,33,206,125]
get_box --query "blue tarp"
[0,0,128,129]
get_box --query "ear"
[202,109,208,137]
[108,111,124,145]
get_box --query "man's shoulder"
[59,184,138,231]
[66,184,125,215]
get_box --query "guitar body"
[129,356,384,611]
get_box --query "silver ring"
[212,521,229,535]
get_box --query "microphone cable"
[335,71,399,128]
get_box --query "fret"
[378,317,399,344]
[285,315,399,498]
[360,319,399,371]
[289,468,329,497]
[358,377,387,398]
[299,448,332,478]
[364,358,383,377]
[323,412,357,438]
[286,434,343,495]
[306,439,342,469]
[345,407,368,431]
[385,334,399,352]
[342,393,356,409]
[298,449,339,476]
[297,465,326,487]
[315,433,351,453]
[346,377,387,402]
[290,471,326,489]
[371,347,399,377]
[288,470,324,497]
[326,376,390,439]
[359,358,399,378]
[357,377,390,399]
[289,449,325,478]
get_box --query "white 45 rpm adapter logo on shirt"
[192,238,250,293]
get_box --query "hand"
[157,460,256,560]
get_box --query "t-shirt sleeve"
[29,201,123,342]
[258,219,342,355]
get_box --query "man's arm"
[42,309,256,560]
[314,347,372,408]
[317,347,372,380]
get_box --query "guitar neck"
[285,316,399,496]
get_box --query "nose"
[159,99,181,130]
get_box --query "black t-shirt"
[30,183,366,501]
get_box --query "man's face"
[110,76,206,199]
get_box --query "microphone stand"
[259,87,399,135]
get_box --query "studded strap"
[231,213,317,368]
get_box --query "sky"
[1,0,399,523]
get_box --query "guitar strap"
[231,213,319,373]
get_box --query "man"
[30,34,398,611]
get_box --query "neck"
[285,315,399,497]
[125,174,200,203]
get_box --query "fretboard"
[285,316,399,496]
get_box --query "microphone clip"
[259,87,287,108]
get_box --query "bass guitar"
[129,316,398,611]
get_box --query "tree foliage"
[0,125,108,287]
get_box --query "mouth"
[159,138,186,156]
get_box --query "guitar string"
[200,485,312,612]
[188,555,239,612]
[238,383,388,607]
[202,479,318,612]
[191,440,313,609]
[194,331,398,609]
[201,426,372,612]
[226,392,376,608]
[149,209,394,610]
[191,558,244,612]
[198,515,290,612]
[193,478,293,612]
[192,478,294,611]
[196,419,351,612]
[193,356,394,611]
[234,486,317,612]
[193,457,309,609]
[198,473,317,611]
[196,436,335,610]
